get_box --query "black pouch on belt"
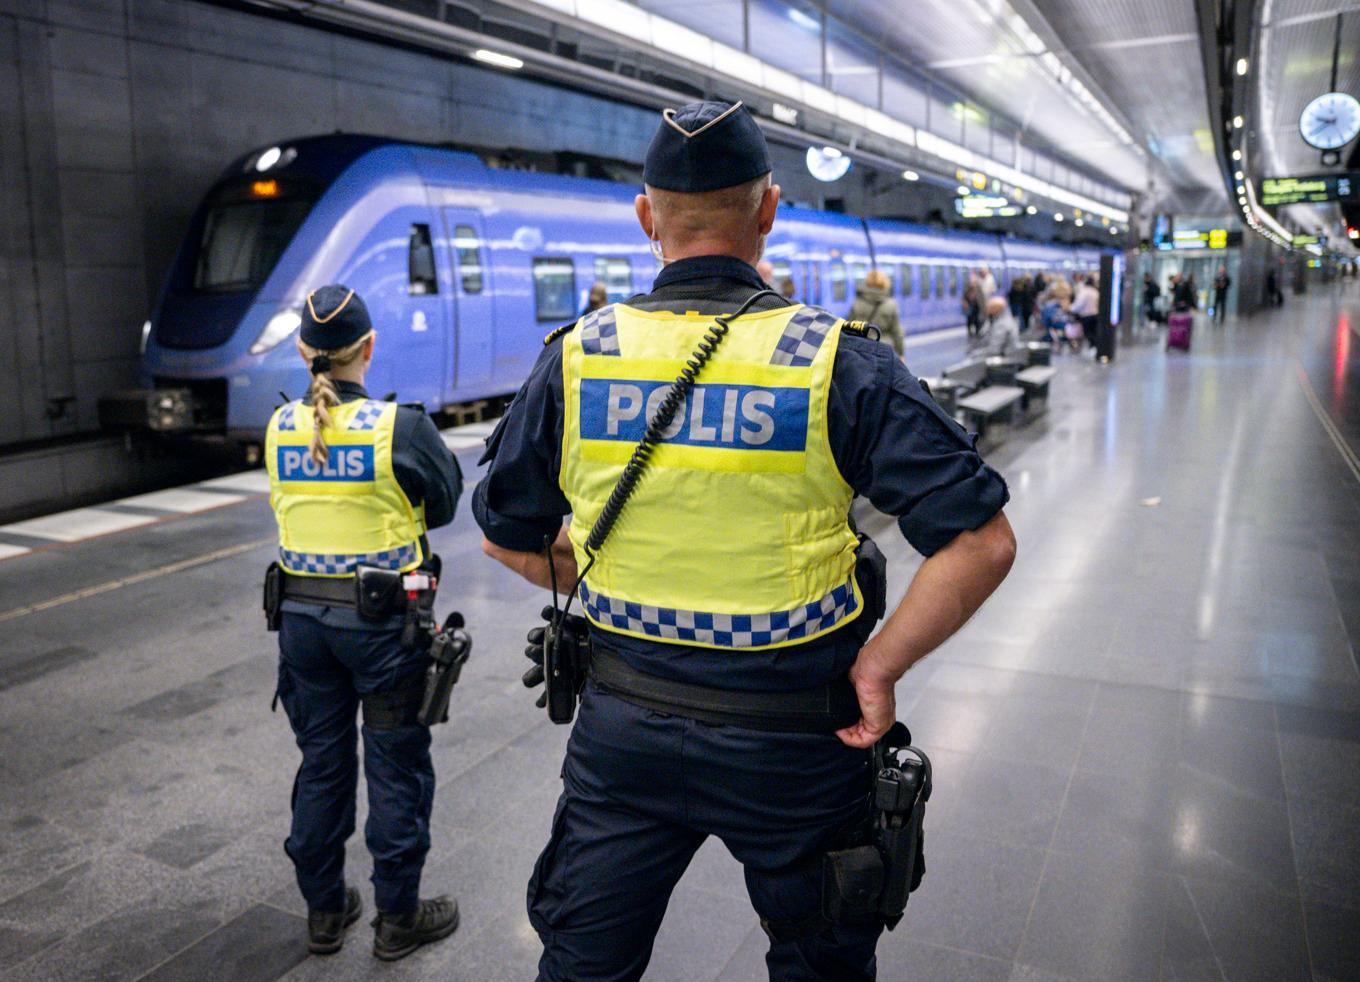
[263,562,283,632]
[355,565,403,621]
[851,532,888,647]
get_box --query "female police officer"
[264,284,462,960]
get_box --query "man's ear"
[758,183,781,235]
[635,193,655,240]
[364,332,377,363]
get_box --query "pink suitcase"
[1167,311,1193,351]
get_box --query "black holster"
[263,562,282,632]
[417,612,473,726]
[764,723,930,943]
[822,723,930,930]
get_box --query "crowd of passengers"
[581,263,1109,366]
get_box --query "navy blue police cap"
[300,284,372,349]
[643,100,772,193]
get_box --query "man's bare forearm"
[861,511,1016,686]
[481,524,579,591]
[837,511,1015,748]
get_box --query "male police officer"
[265,286,462,959]
[475,102,1015,980]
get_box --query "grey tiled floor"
[1,290,1359,980]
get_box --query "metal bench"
[985,357,1025,387]
[919,376,960,415]
[956,385,1024,437]
[1023,341,1052,366]
[1016,365,1057,412]
[943,359,989,394]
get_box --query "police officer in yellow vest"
[475,102,1016,980]
[264,285,461,960]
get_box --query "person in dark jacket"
[1212,266,1231,323]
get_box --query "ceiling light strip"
[521,0,1130,222]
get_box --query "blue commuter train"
[135,134,1104,443]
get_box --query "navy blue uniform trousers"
[528,682,883,981]
[276,608,434,914]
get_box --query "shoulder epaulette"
[842,320,882,342]
[543,322,575,346]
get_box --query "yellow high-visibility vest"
[559,302,862,650]
[265,398,426,577]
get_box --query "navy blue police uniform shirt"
[281,380,463,625]
[473,256,1008,691]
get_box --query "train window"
[812,263,821,305]
[533,257,576,322]
[899,264,912,297]
[593,256,633,302]
[408,224,437,295]
[949,267,959,296]
[850,263,867,290]
[920,266,931,298]
[193,197,313,292]
[830,260,846,301]
[452,224,483,294]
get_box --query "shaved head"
[635,174,780,267]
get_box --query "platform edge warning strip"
[1295,363,1360,486]
[0,536,275,625]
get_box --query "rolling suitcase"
[1167,310,1193,351]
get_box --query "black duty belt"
[589,647,861,734]
[280,571,407,611]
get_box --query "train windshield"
[193,181,316,292]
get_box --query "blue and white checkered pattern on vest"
[770,307,838,367]
[279,542,419,576]
[347,400,385,430]
[276,403,297,431]
[579,577,858,648]
[579,305,620,356]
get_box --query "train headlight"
[139,319,152,355]
[250,310,301,355]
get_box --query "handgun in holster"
[417,611,472,726]
[822,722,931,930]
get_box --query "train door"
[440,209,493,402]
[398,222,446,409]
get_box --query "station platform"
[0,291,1357,982]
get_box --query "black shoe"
[372,896,460,961]
[308,886,363,955]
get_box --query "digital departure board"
[1258,173,1357,207]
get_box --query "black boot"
[308,885,363,955]
[372,896,460,961]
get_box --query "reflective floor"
[0,287,1358,981]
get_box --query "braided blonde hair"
[295,331,373,465]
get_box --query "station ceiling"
[639,0,1226,211]
[1256,1,1360,238]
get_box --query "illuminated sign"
[772,102,799,126]
[1292,234,1319,247]
[1156,227,1238,251]
[251,179,280,198]
[954,196,1019,218]
[1259,173,1358,207]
